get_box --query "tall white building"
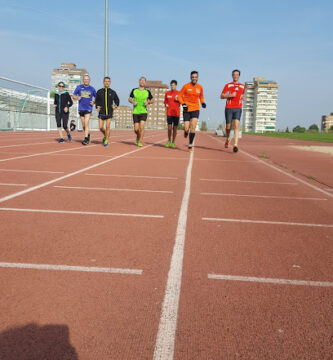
[243,77,278,133]
[51,63,88,94]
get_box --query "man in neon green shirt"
[128,77,154,147]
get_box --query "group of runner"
[54,70,244,152]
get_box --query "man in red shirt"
[221,69,245,152]
[164,80,180,148]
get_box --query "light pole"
[104,0,109,77]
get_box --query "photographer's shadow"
[0,323,78,360]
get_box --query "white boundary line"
[0,141,54,149]
[209,134,333,198]
[202,217,333,228]
[0,169,64,174]
[0,134,165,204]
[0,183,27,187]
[208,274,333,287]
[153,151,194,360]
[200,192,327,201]
[54,185,173,194]
[85,173,178,180]
[200,178,298,185]
[0,144,98,163]
[0,207,164,218]
[0,262,142,275]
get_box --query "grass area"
[245,132,333,143]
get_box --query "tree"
[200,121,208,131]
[217,124,223,130]
[285,127,290,133]
[50,90,56,99]
[177,122,184,130]
[293,125,306,133]
[308,124,319,132]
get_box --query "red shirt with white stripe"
[221,82,245,109]
[164,90,180,117]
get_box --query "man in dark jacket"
[53,81,73,143]
[95,76,120,147]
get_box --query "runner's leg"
[99,119,106,137]
[189,117,198,148]
[168,124,172,141]
[233,119,240,146]
[84,114,90,139]
[139,120,145,143]
[172,125,177,143]
[105,118,111,141]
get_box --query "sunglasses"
[58,85,64,88]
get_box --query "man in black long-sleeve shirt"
[53,81,73,143]
[95,76,120,147]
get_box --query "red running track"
[0,131,332,359]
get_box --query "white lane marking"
[200,192,327,201]
[85,173,178,180]
[0,183,27,187]
[0,262,142,275]
[0,207,163,218]
[0,135,165,204]
[153,152,194,360]
[195,158,256,162]
[0,169,64,174]
[209,134,333,198]
[54,185,173,194]
[202,217,333,228]
[0,141,54,149]
[0,144,98,163]
[126,156,188,161]
[208,274,333,287]
[200,178,298,185]
[241,149,333,199]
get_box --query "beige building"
[51,63,88,94]
[243,77,278,133]
[321,113,333,132]
[145,80,168,129]
[114,106,133,129]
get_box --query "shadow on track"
[0,323,78,360]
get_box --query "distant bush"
[308,124,319,132]
[200,121,208,131]
[329,125,333,133]
[293,125,306,133]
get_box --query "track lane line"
[54,185,173,194]
[0,134,166,204]
[208,274,333,287]
[0,207,164,218]
[200,192,327,201]
[200,178,298,185]
[0,169,64,174]
[153,151,194,360]
[0,183,27,187]
[85,174,178,180]
[202,217,333,228]
[0,262,142,275]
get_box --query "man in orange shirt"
[220,69,245,152]
[164,80,180,148]
[178,71,206,152]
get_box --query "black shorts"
[133,113,148,123]
[98,114,112,120]
[55,112,69,129]
[183,110,199,122]
[167,116,180,126]
[79,110,92,117]
[225,108,242,124]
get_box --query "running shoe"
[171,143,176,149]
[225,137,230,148]
[67,133,72,142]
[184,131,189,138]
[103,139,109,147]
[82,137,89,145]
[87,133,91,144]
[188,146,193,152]
[135,137,139,145]
[233,145,239,153]
[165,140,171,148]
[138,141,143,147]
[103,136,106,143]
[59,138,65,143]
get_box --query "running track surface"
[0,130,332,360]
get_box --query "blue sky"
[0,0,332,129]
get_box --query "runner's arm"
[178,86,185,104]
[67,93,73,107]
[147,90,154,104]
[128,89,137,105]
[95,90,102,109]
[113,91,120,107]
[164,92,168,107]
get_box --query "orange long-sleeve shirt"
[178,82,204,112]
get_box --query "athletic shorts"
[225,108,242,124]
[55,112,69,129]
[133,113,147,123]
[183,110,199,122]
[98,114,112,120]
[167,116,180,126]
[79,110,92,117]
